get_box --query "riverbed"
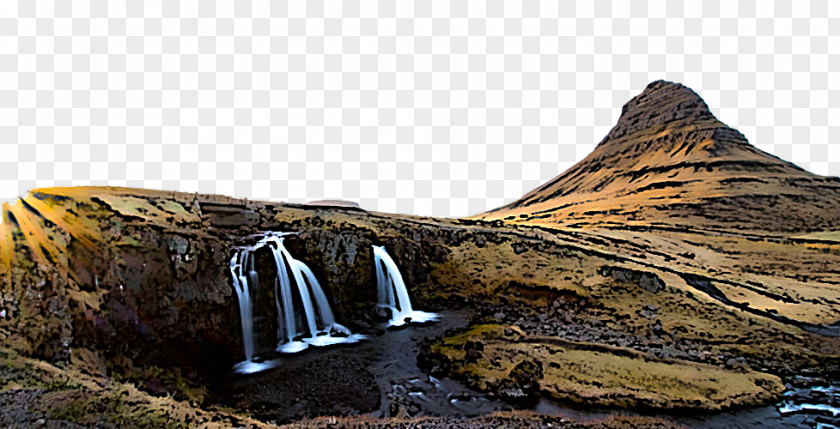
[216,310,840,427]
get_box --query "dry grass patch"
[430,324,784,411]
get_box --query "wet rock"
[407,401,422,416]
[389,397,422,418]
[497,358,543,405]
[388,400,402,418]
[371,305,393,323]
[417,350,450,377]
[499,387,528,402]
[167,235,189,255]
[449,391,473,402]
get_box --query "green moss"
[115,363,208,404]
[0,353,80,393]
[49,387,180,428]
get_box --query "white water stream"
[229,237,437,374]
[230,233,363,373]
[373,245,438,327]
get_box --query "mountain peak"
[628,80,711,116]
[602,80,715,143]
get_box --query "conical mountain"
[478,80,840,234]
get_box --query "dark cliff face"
[0,190,242,373]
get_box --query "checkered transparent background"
[1,1,839,217]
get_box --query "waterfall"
[230,233,363,373]
[268,237,355,352]
[373,245,438,327]
[229,252,254,362]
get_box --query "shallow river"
[231,311,840,428]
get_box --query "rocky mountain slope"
[479,80,840,233]
[476,80,840,332]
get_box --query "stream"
[221,310,840,427]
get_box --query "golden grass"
[432,324,784,410]
[0,348,269,429]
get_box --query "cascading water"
[373,245,438,327]
[269,237,356,352]
[230,249,256,362]
[230,233,363,373]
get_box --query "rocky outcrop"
[0,190,244,375]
